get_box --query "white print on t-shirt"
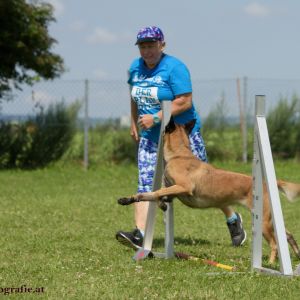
[132,75,164,86]
[131,86,160,110]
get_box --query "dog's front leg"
[118,185,190,206]
[117,192,157,206]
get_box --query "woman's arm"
[154,93,193,119]
[170,92,192,116]
[130,99,139,141]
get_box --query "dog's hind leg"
[263,225,278,264]
[262,200,278,264]
[260,206,299,263]
[263,226,300,263]
[260,189,300,263]
[286,230,300,259]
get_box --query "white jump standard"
[252,95,299,277]
[134,100,173,261]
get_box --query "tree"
[0,0,64,99]
[267,95,300,158]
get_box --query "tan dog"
[118,118,300,263]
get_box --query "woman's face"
[138,41,165,69]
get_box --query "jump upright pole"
[134,100,173,261]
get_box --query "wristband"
[153,113,161,125]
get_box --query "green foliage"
[109,129,137,164]
[0,0,64,98]
[202,93,248,161]
[63,94,300,166]
[63,127,137,166]
[0,101,80,168]
[202,93,300,162]
[267,95,300,159]
[203,128,245,162]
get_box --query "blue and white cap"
[135,26,164,45]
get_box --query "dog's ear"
[165,116,176,133]
[184,119,196,134]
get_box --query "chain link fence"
[2,77,299,119]
[1,78,300,167]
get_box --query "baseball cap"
[135,26,164,45]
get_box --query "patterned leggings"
[137,131,208,193]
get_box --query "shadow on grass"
[153,236,211,248]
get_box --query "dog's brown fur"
[118,119,300,263]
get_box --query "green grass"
[0,161,300,299]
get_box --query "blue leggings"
[137,131,207,193]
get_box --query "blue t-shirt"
[128,53,201,144]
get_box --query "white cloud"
[69,21,86,32]
[93,69,108,80]
[47,0,64,16]
[87,27,117,44]
[244,2,270,17]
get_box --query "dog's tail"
[277,180,300,202]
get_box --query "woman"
[116,26,246,249]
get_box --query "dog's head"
[165,117,196,136]
[165,116,176,134]
[163,117,196,157]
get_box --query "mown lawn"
[0,160,299,299]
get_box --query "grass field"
[0,160,300,299]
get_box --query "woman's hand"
[138,114,155,130]
[130,123,139,142]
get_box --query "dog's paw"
[161,196,173,203]
[117,197,136,205]
[158,201,167,211]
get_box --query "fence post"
[242,76,248,162]
[83,79,89,170]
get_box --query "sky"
[47,0,300,81]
